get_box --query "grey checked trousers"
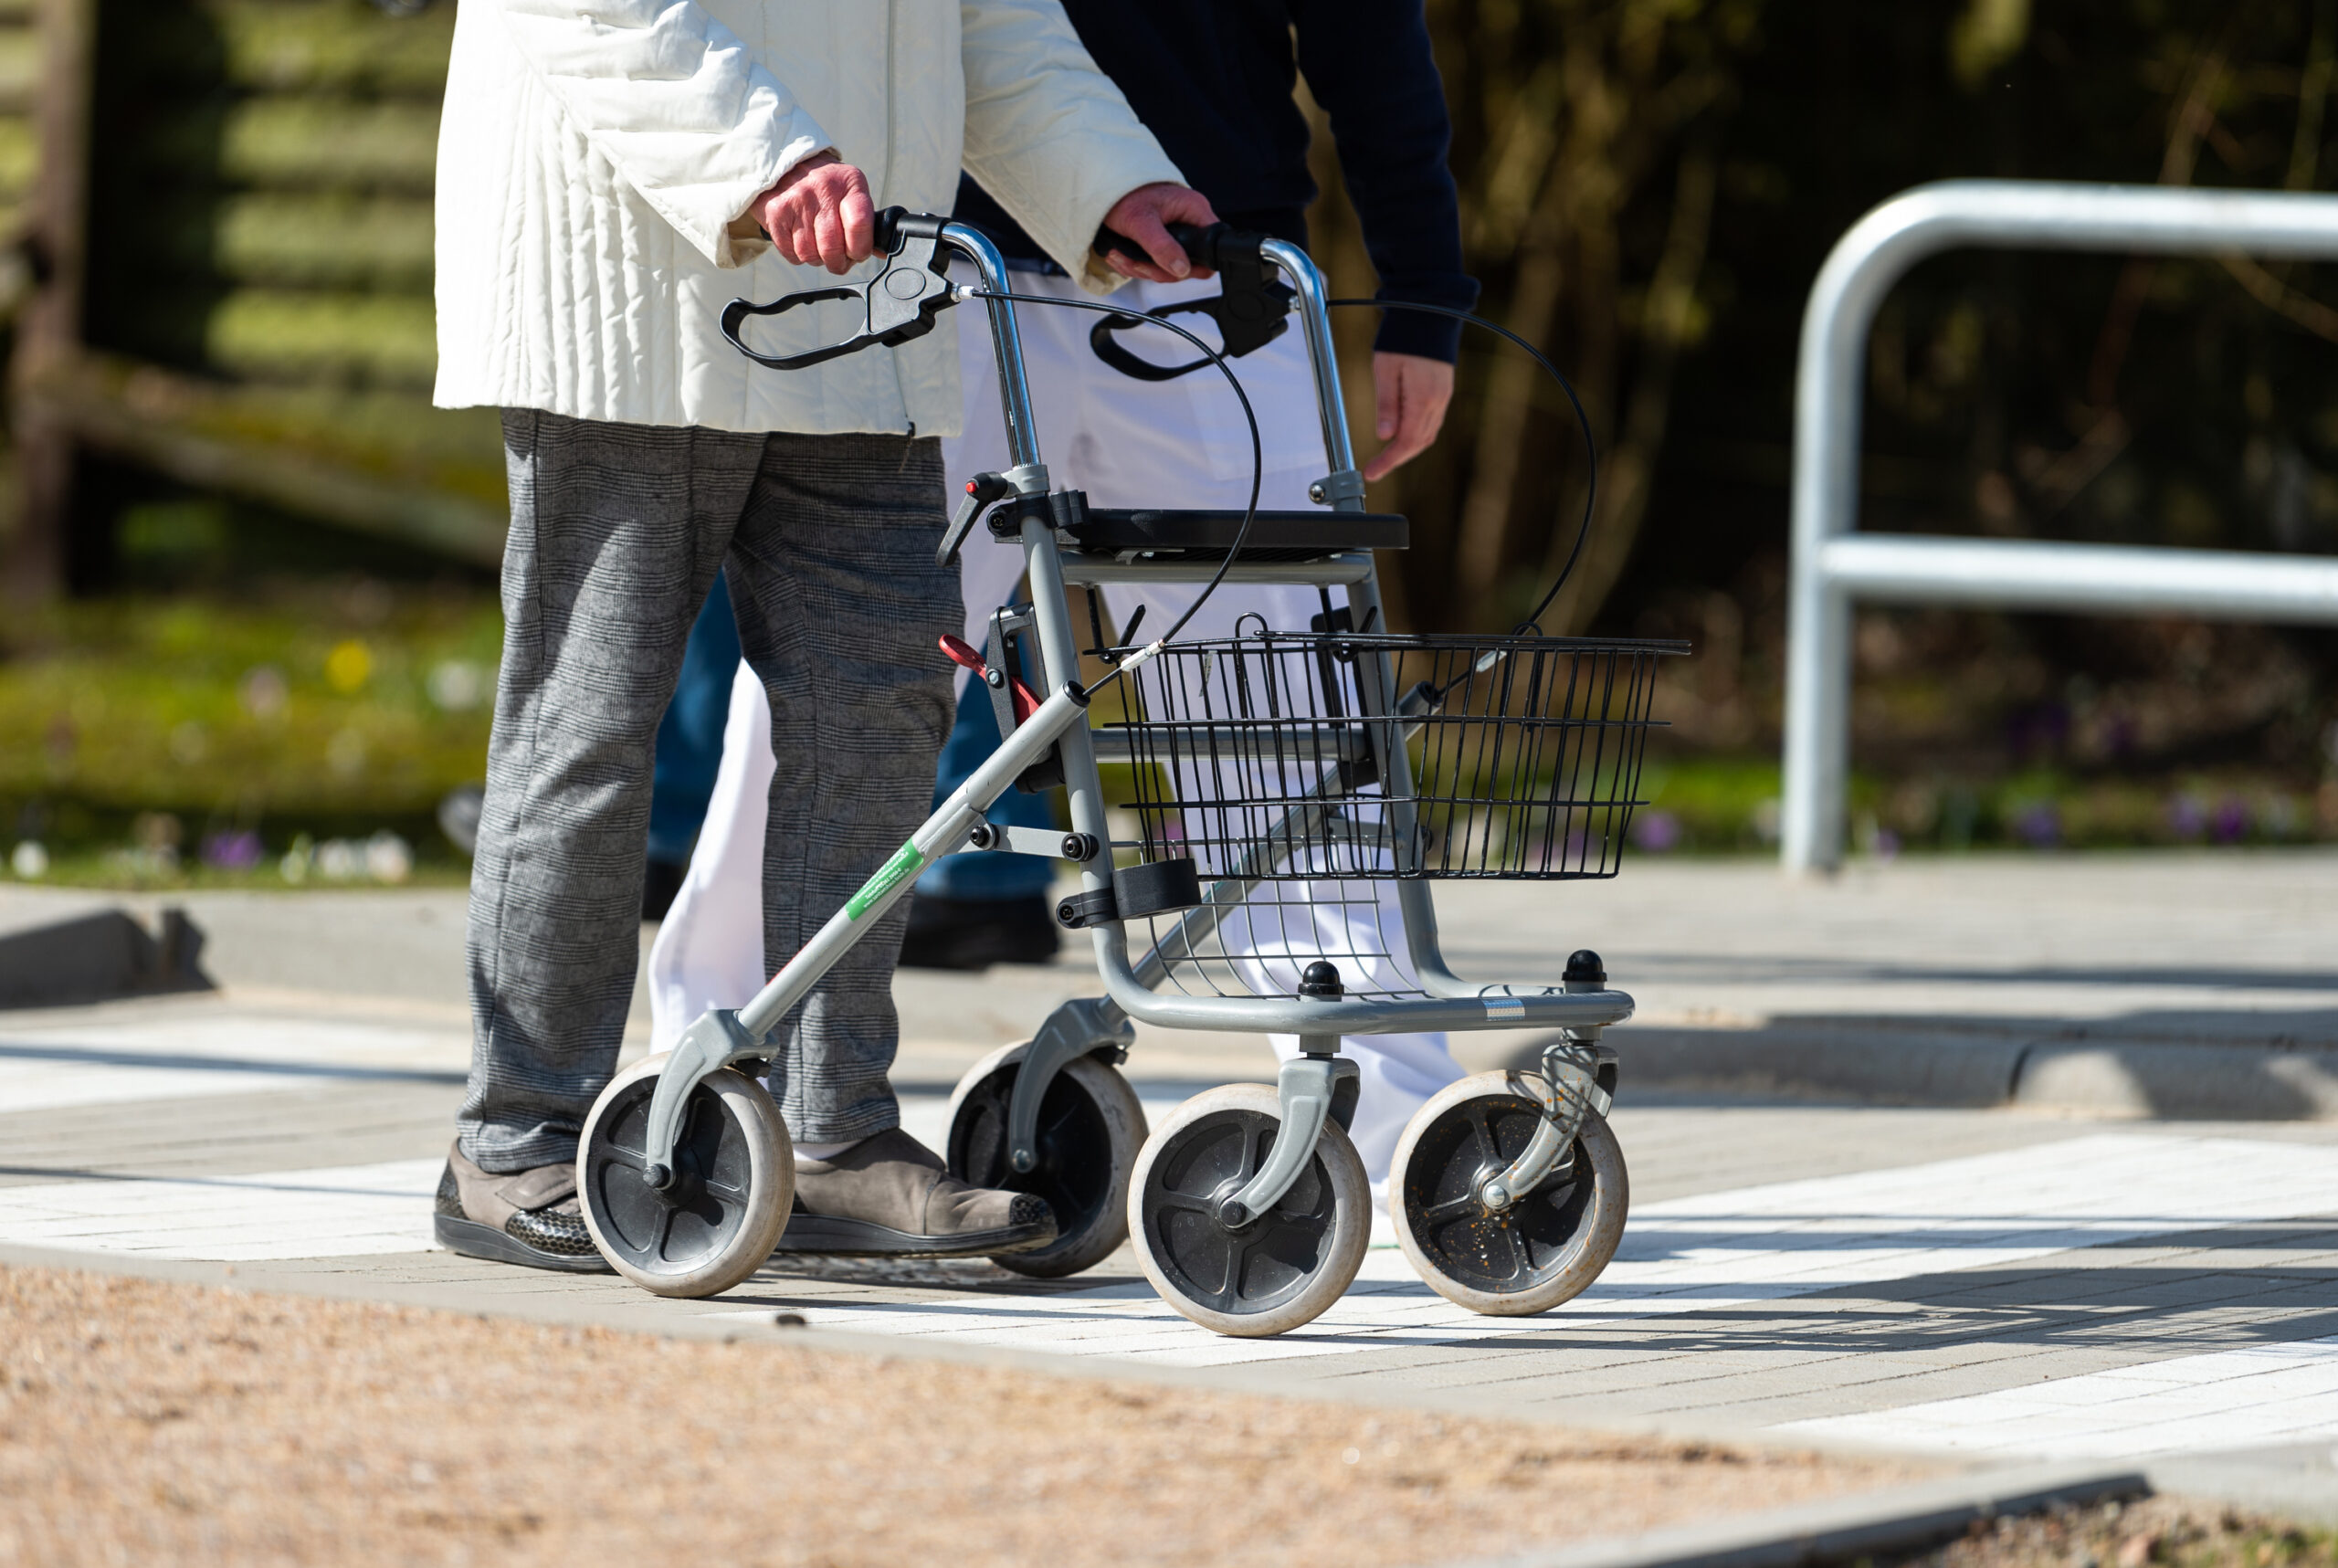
[458,411,960,1173]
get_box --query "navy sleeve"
[1289,0,1480,363]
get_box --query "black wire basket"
[1104,631,1688,881]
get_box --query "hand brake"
[721,208,958,373]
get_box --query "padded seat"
[1062,508,1407,559]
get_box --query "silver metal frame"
[643,222,1631,1212]
[1784,179,2338,874]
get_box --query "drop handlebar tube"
[734,679,1090,1041]
[637,680,1092,1179]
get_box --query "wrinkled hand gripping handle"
[720,208,957,372]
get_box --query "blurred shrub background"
[5,0,2338,886]
[1314,0,2338,854]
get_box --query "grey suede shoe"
[435,1141,613,1273]
[776,1128,1057,1258]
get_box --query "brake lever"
[721,207,958,372]
[1087,226,1293,383]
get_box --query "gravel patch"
[0,1264,1928,1567]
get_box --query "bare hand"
[753,153,876,275]
[1364,352,1455,481]
[1100,183,1221,284]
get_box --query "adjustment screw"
[1308,481,1327,504]
[1061,832,1096,861]
[985,668,1006,689]
[967,823,995,850]
[1299,961,1343,1000]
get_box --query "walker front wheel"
[578,1054,793,1298]
[1128,1083,1370,1338]
[946,1040,1147,1279]
[1389,1070,1628,1317]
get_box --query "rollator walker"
[574,211,1684,1337]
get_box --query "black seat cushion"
[1063,508,1407,558]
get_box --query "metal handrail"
[1783,179,2338,874]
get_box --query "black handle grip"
[1092,220,1227,271]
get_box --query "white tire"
[1128,1082,1370,1338]
[1388,1069,1628,1316]
[577,1053,793,1299]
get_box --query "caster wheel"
[578,1054,793,1298]
[1128,1083,1370,1338]
[946,1040,1147,1279]
[1389,1070,1628,1317]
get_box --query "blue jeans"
[914,673,1057,901]
[647,573,742,867]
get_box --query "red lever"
[939,635,1041,723]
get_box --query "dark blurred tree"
[1313,0,2338,695]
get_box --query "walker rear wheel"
[578,1054,793,1298]
[1128,1083,1370,1338]
[1389,1070,1627,1316]
[946,1040,1147,1278]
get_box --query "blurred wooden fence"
[3,0,505,596]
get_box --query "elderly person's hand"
[754,153,878,274]
[1099,183,1222,283]
[1364,352,1455,480]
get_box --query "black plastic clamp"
[1055,888,1119,930]
[1056,858,1206,930]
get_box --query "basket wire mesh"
[1105,631,1687,884]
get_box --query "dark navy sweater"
[954,0,1480,362]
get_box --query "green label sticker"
[845,839,928,921]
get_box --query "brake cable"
[1325,300,1598,636]
[955,285,1264,697]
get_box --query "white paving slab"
[8,1126,2335,1425]
[0,1012,467,1114]
[723,1131,2338,1370]
[0,1159,439,1260]
[1780,1335,2338,1458]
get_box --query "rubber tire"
[1388,1070,1628,1317]
[1128,1082,1371,1338]
[577,1054,793,1299]
[945,1039,1148,1279]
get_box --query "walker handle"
[721,208,958,372]
[1087,223,1293,381]
[1092,220,1223,273]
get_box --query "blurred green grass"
[1629,752,2338,857]
[2,583,499,887]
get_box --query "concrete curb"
[1447,1463,2149,1568]
[2146,1443,2338,1528]
[1579,1020,2338,1120]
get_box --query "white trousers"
[648,271,1461,1192]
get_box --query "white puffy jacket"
[432,1,1180,437]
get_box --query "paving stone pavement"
[2,858,2337,1510]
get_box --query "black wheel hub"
[584,1074,754,1274]
[948,1058,1118,1247]
[1402,1094,1598,1295]
[1141,1109,1334,1317]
